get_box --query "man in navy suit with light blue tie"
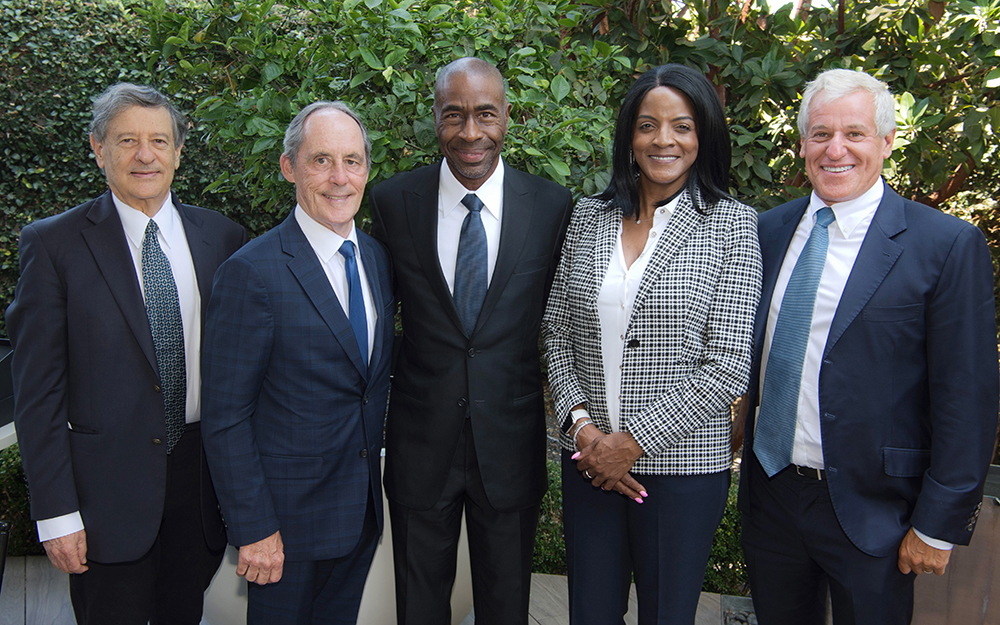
[739,68,998,625]
[201,101,393,624]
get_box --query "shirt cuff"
[36,511,85,542]
[913,527,953,551]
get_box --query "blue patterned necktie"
[755,207,836,477]
[453,193,488,335]
[142,220,186,454]
[339,240,368,376]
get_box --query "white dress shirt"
[596,199,677,432]
[295,206,377,362]
[758,178,950,550]
[437,158,504,294]
[38,192,202,542]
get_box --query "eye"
[676,123,692,132]
[637,122,655,131]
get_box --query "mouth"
[322,193,353,202]
[648,155,680,163]
[822,165,854,173]
[452,144,494,163]
[131,170,161,178]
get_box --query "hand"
[610,472,648,502]
[238,531,284,585]
[897,527,951,576]
[43,529,88,574]
[574,430,645,496]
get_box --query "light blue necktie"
[453,194,487,336]
[339,240,368,376]
[755,207,836,477]
[142,220,186,454]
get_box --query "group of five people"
[6,55,997,625]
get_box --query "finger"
[619,474,647,498]
[612,481,641,500]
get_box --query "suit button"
[363,396,369,405]
[457,398,467,408]
[360,449,368,458]
[468,348,476,357]
[153,385,162,393]
[824,413,836,421]
[152,438,162,445]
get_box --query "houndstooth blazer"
[542,189,762,475]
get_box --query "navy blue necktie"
[339,240,367,376]
[755,207,836,477]
[453,194,488,335]
[142,220,186,454]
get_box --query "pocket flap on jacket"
[883,447,931,477]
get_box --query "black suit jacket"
[739,187,998,556]
[370,163,572,512]
[6,191,246,562]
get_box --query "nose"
[328,161,349,185]
[134,139,155,163]
[458,116,484,142]
[826,133,848,159]
[652,127,675,147]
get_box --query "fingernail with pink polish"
[571,452,580,460]
[634,498,643,504]
[640,491,648,497]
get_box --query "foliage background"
[1,0,998,587]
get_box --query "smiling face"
[632,86,699,201]
[434,68,511,191]
[280,108,368,237]
[800,90,895,205]
[90,105,182,216]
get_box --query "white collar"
[438,156,505,221]
[808,178,884,239]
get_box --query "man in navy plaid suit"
[202,101,394,624]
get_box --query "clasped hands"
[573,424,647,503]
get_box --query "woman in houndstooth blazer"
[542,65,762,624]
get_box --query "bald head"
[434,58,507,113]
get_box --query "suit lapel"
[473,168,533,334]
[824,188,905,356]
[403,168,466,334]
[281,214,368,378]
[358,233,386,380]
[81,192,158,375]
[629,190,701,322]
[175,195,214,329]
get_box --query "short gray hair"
[798,68,896,138]
[90,83,188,146]
[283,101,371,168]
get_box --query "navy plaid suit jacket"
[201,212,393,561]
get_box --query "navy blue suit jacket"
[201,212,393,562]
[739,185,998,557]
[6,191,246,562]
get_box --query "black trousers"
[389,419,540,625]
[741,457,915,625]
[562,450,730,625]
[69,423,225,625]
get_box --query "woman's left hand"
[574,432,644,491]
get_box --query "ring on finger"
[583,469,593,479]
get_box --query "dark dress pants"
[562,449,730,625]
[389,419,540,625]
[741,457,915,625]
[245,494,379,625]
[69,423,225,625]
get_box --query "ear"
[799,137,806,159]
[90,134,106,169]
[173,142,183,170]
[279,153,296,183]
[880,129,896,159]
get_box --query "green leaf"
[261,62,282,85]
[985,69,1000,89]
[359,47,383,70]
[252,137,277,154]
[427,4,450,20]
[546,158,571,177]
[350,70,379,88]
[551,75,570,103]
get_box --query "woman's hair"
[598,64,731,217]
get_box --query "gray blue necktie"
[339,240,368,376]
[453,194,487,335]
[755,207,836,477]
[142,220,186,454]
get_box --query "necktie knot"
[815,206,835,229]
[339,239,356,260]
[462,194,484,214]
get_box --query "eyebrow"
[636,114,695,123]
[441,103,499,113]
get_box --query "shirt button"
[152,438,162,445]
[650,231,657,238]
